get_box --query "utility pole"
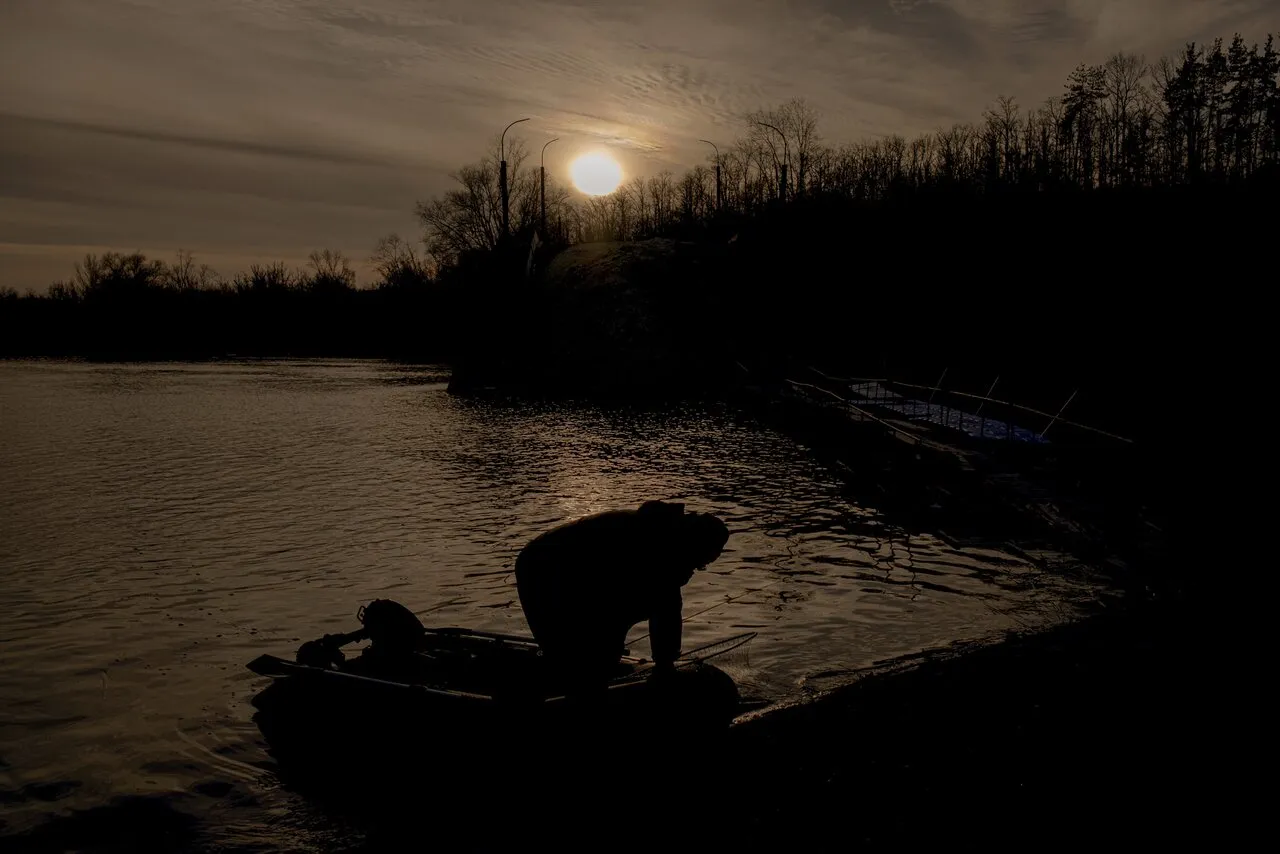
[540,137,558,238]
[755,120,789,201]
[699,139,722,213]
[500,117,530,239]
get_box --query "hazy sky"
[2,0,1275,288]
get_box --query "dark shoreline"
[717,597,1224,849]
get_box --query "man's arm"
[648,588,683,670]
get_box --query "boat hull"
[249,647,742,786]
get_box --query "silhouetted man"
[515,501,730,693]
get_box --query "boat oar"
[619,631,758,677]
[538,632,760,709]
[627,579,785,647]
[676,631,757,664]
[423,626,540,648]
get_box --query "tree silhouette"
[305,249,356,294]
[371,234,433,290]
[415,137,572,266]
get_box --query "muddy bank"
[493,601,1231,851]
[718,600,1233,849]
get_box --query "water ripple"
[0,359,1110,847]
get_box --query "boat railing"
[783,378,925,446]
[802,366,1134,448]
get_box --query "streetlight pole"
[755,121,789,201]
[699,139,722,213]
[500,117,530,239]
[540,137,558,238]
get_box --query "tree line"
[2,31,1275,373]
[0,242,447,360]
[420,34,1278,259]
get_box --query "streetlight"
[699,139,722,213]
[500,117,530,238]
[755,120,789,201]
[540,137,558,237]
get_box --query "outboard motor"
[294,599,427,667]
[358,599,427,655]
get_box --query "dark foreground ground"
[589,599,1239,852]
[6,595,1243,853]
[724,600,1242,850]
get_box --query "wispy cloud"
[0,0,1274,286]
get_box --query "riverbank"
[485,596,1233,851]
[719,597,1235,849]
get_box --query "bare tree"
[232,262,298,294]
[745,98,822,196]
[613,183,634,239]
[647,171,675,232]
[305,249,356,292]
[160,250,220,291]
[1103,53,1148,184]
[414,137,541,267]
[75,252,166,300]
[936,123,976,182]
[628,176,649,235]
[980,97,1021,185]
[371,234,433,287]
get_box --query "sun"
[570,153,623,196]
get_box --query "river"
[0,359,1111,850]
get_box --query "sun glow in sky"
[570,153,623,196]
[1,1,1274,287]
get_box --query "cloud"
[0,0,1274,287]
[5,113,392,168]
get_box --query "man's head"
[682,510,731,568]
[638,500,731,580]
